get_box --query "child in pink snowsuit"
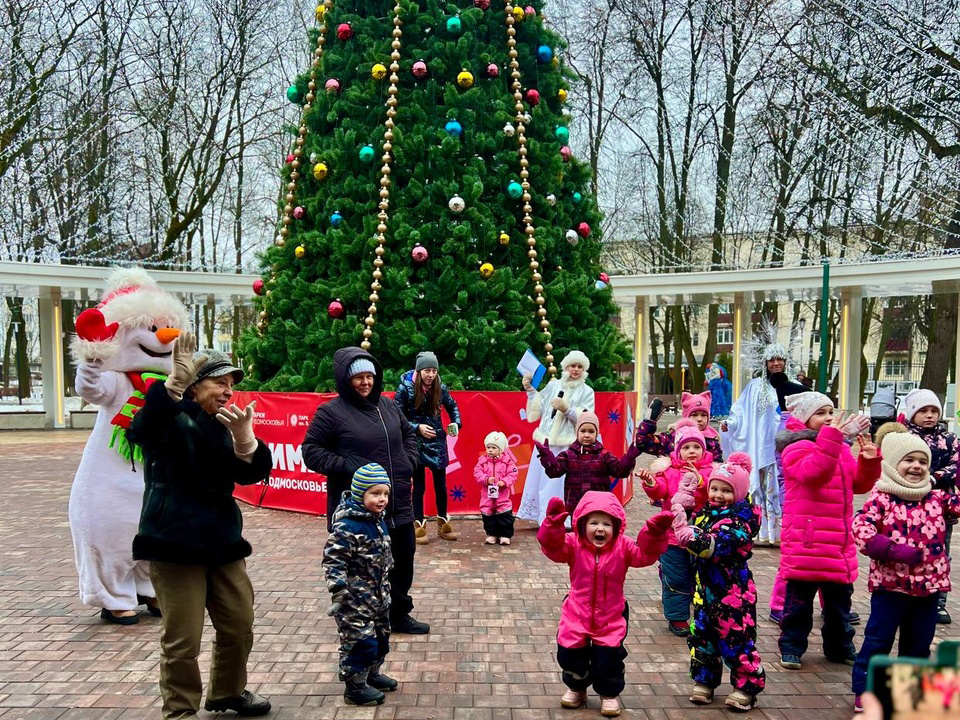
[777,391,880,670]
[474,431,517,546]
[638,419,716,636]
[538,492,673,717]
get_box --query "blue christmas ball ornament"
[445,120,463,137]
[358,145,375,163]
[555,125,570,144]
[572,191,583,204]
[447,16,461,34]
[507,181,523,199]
[595,280,608,290]
[330,212,344,228]
[537,45,553,63]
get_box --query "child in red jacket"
[474,431,518,546]
[637,419,716,636]
[777,392,880,671]
[851,423,960,709]
[535,411,639,517]
[538,492,673,717]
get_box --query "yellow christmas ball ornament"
[372,63,387,81]
[315,4,325,21]
[313,162,328,180]
[512,6,524,21]
[295,244,306,259]
[498,231,510,245]
[558,88,568,102]
[457,70,474,89]
[480,262,495,279]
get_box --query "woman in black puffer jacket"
[302,347,428,635]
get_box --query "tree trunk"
[920,200,960,394]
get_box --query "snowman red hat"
[71,268,190,368]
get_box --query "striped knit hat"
[351,463,391,501]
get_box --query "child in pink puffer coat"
[850,423,960,707]
[637,419,716,636]
[539,492,673,717]
[474,431,518,546]
[776,392,880,671]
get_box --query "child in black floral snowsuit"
[673,452,765,712]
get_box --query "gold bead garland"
[360,0,404,351]
[504,1,556,377]
[258,0,333,336]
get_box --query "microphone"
[551,390,565,419]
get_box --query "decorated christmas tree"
[238,0,630,391]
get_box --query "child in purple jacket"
[851,423,960,711]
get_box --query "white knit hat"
[876,422,932,500]
[785,391,834,424]
[560,350,590,372]
[902,388,941,423]
[484,431,507,452]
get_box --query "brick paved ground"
[2,430,958,720]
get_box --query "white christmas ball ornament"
[566,229,579,245]
[503,122,516,137]
[546,193,557,206]
[448,195,466,213]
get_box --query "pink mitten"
[675,525,697,548]
[672,471,699,511]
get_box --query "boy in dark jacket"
[128,335,272,720]
[323,464,397,706]
[535,410,639,516]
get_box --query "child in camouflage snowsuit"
[322,463,396,707]
[674,453,765,712]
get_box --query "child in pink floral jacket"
[474,431,518,546]
[851,423,960,707]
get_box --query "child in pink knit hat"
[535,410,640,517]
[673,453,765,711]
[636,390,724,462]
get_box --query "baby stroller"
[869,387,897,439]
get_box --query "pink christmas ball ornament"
[336,23,353,41]
[325,78,341,94]
[293,206,305,220]
[486,63,500,78]
[599,272,610,284]
[526,88,540,106]
[286,153,295,164]
[560,145,572,161]
[525,5,536,16]
[412,60,428,78]
[411,243,429,264]
[327,299,345,319]
[577,222,591,238]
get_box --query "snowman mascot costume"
[517,351,595,525]
[68,269,189,624]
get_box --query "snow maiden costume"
[517,351,596,525]
[68,268,189,621]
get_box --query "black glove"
[647,398,664,423]
[327,588,349,616]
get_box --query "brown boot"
[414,520,429,545]
[437,517,458,541]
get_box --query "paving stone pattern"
[1,430,957,719]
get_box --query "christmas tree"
[238,0,630,391]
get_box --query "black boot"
[204,689,271,716]
[391,614,430,634]
[368,664,398,692]
[343,671,385,706]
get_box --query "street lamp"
[799,317,807,374]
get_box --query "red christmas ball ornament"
[325,78,341,93]
[327,299,345,319]
[486,62,499,78]
[526,88,540,106]
[411,243,429,264]
[253,279,265,296]
[286,153,295,164]
[412,60,428,78]
[599,272,610,284]
[474,0,490,8]
[293,206,305,220]
[560,145,572,161]
[337,23,353,40]
[577,222,591,238]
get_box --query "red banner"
[232,390,637,517]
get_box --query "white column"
[954,293,960,428]
[732,293,749,399]
[838,287,863,412]
[634,297,649,418]
[38,287,66,429]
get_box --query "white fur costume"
[517,352,596,525]
[68,269,189,611]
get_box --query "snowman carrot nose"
[156,327,181,344]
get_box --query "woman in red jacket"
[776,392,880,671]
